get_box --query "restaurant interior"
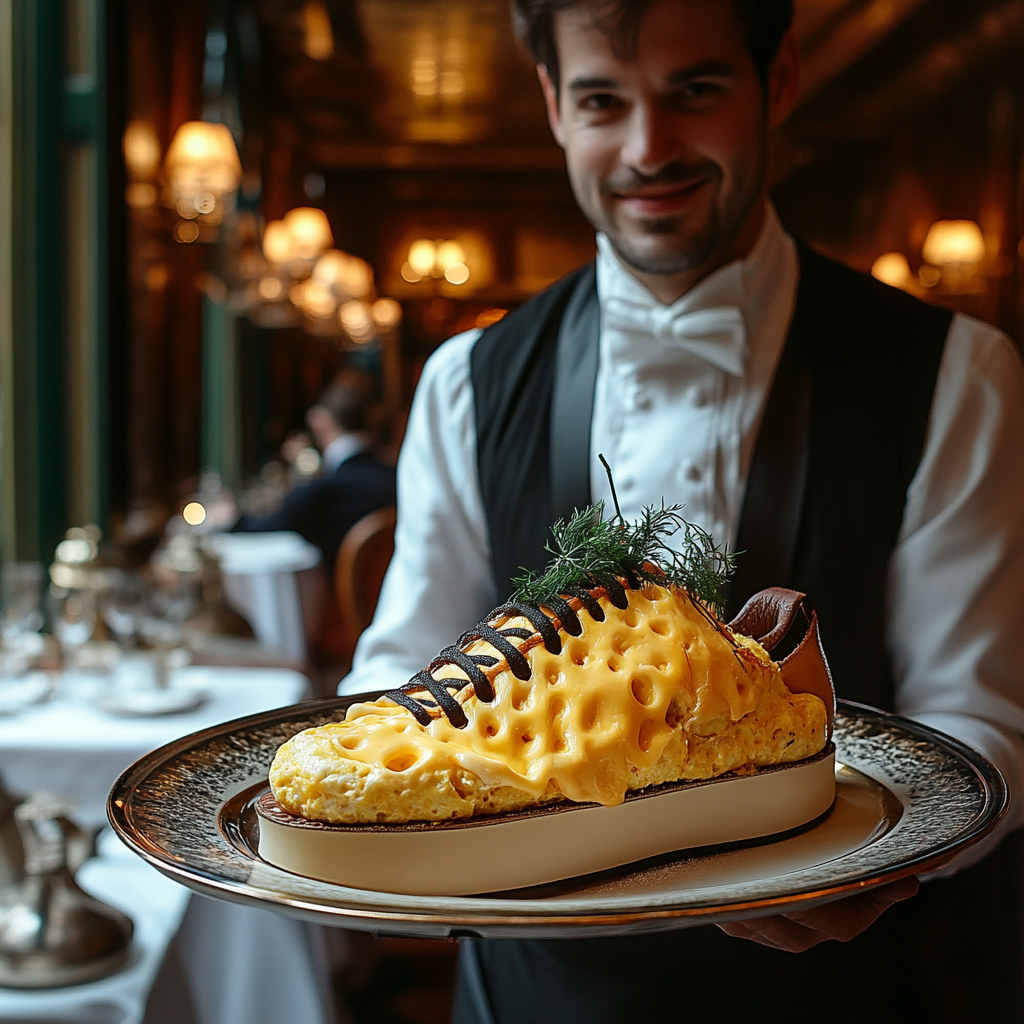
[0,0,1022,1021]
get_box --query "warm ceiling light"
[258,276,284,300]
[312,250,373,298]
[439,70,465,98]
[400,262,421,284]
[301,2,335,61]
[408,239,437,277]
[312,250,348,288]
[411,58,438,98]
[294,279,337,318]
[165,121,241,200]
[173,220,200,243]
[182,502,207,527]
[436,240,466,269]
[340,258,372,298]
[339,300,374,343]
[444,261,470,285]
[263,219,295,263]
[284,207,333,261]
[123,121,160,180]
[372,298,403,329]
[922,220,985,266]
[871,252,911,290]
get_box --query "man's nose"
[620,100,684,176]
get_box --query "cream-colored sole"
[256,746,836,896]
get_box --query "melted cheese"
[270,584,824,821]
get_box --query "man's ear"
[767,30,800,129]
[537,64,565,148]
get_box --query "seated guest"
[233,377,395,570]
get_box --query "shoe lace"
[384,574,635,728]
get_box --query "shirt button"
[634,389,653,411]
[692,388,710,408]
[684,464,702,483]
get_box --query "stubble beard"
[581,139,768,279]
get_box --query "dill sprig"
[512,456,738,616]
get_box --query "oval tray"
[107,696,1006,939]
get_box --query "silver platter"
[107,696,1006,939]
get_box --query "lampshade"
[372,298,403,329]
[284,207,333,261]
[302,2,335,61]
[165,121,241,197]
[436,240,466,269]
[871,252,911,290]
[408,239,437,278]
[922,220,985,267]
[312,250,348,288]
[339,300,374,343]
[311,250,373,300]
[292,278,337,318]
[123,122,161,180]
[263,219,296,264]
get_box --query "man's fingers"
[782,876,920,943]
[718,916,827,953]
[717,876,921,952]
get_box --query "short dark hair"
[511,0,793,89]
[315,374,377,432]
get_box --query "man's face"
[541,0,794,279]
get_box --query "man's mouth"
[610,178,710,218]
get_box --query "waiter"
[342,1,1024,1020]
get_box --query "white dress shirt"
[342,206,1024,860]
[321,431,372,475]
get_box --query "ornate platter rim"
[107,695,1007,938]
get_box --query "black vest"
[470,244,952,712]
[460,249,1023,1023]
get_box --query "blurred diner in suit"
[232,375,395,571]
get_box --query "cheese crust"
[270,584,827,824]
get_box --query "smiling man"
[341,1,1024,1020]
[540,0,781,296]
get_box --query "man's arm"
[891,314,1024,853]
[722,315,1024,951]
[339,331,498,695]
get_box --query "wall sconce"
[401,238,470,286]
[312,250,373,300]
[922,220,986,266]
[920,220,986,294]
[262,207,333,268]
[871,252,913,291]
[284,207,333,261]
[301,2,335,60]
[123,121,161,209]
[164,121,241,238]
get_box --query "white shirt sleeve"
[338,330,499,695]
[888,314,1024,859]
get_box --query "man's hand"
[717,876,919,953]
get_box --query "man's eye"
[680,81,724,101]
[580,93,621,112]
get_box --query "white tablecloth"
[0,666,343,1024]
[0,831,190,1024]
[0,667,308,825]
[211,533,323,661]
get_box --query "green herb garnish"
[512,455,738,616]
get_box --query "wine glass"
[48,587,97,661]
[101,571,147,650]
[1,562,45,652]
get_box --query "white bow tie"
[603,296,748,376]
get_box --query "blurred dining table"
[0,664,344,1024]
[207,532,326,663]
